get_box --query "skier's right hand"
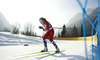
[43,29,48,31]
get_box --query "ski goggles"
[39,20,42,22]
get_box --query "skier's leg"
[43,39,48,51]
[49,29,60,52]
[41,32,49,52]
[50,40,60,52]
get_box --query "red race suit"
[42,21,54,41]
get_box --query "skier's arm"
[39,26,48,31]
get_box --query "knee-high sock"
[51,40,60,51]
[50,40,59,49]
[43,39,47,48]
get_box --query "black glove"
[39,26,44,29]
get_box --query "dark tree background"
[72,25,78,37]
[58,25,79,38]
[61,25,66,37]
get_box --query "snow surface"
[0,32,93,60]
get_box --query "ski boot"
[55,45,60,53]
[55,48,60,53]
[41,48,48,52]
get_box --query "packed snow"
[0,32,93,60]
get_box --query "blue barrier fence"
[76,0,100,60]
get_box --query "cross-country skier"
[39,17,60,52]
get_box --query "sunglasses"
[39,20,42,22]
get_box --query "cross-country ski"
[14,51,55,57]
[36,50,65,59]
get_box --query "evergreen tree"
[72,25,78,37]
[81,24,83,37]
[61,24,66,37]
[58,33,61,37]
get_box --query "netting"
[76,0,100,60]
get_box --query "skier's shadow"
[51,52,85,60]
[36,52,85,60]
[14,52,85,60]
